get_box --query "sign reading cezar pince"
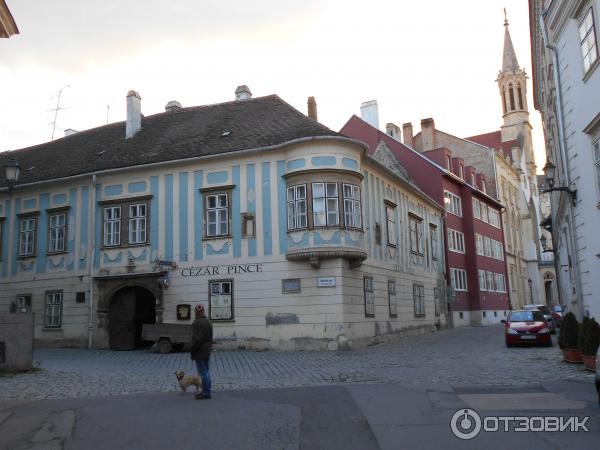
[180,264,263,277]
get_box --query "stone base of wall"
[34,338,88,349]
[0,313,34,371]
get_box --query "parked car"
[596,345,600,406]
[502,310,552,347]
[551,305,564,327]
[523,304,556,334]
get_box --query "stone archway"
[109,286,156,350]
[543,272,555,306]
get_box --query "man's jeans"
[195,360,211,396]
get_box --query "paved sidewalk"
[0,325,594,400]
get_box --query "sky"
[0,0,546,172]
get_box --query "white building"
[0,88,446,350]
[530,0,600,320]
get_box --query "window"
[287,184,308,230]
[206,193,229,237]
[594,140,600,199]
[44,291,62,328]
[476,233,483,255]
[446,155,452,170]
[19,216,37,256]
[509,83,515,110]
[242,213,256,238]
[103,206,121,247]
[488,208,500,228]
[483,236,491,257]
[76,292,86,304]
[429,224,438,260]
[388,280,397,317]
[209,280,233,320]
[386,204,397,246]
[472,198,481,219]
[458,165,464,179]
[486,271,495,292]
[15,294,31,313]
[413,284,425,316]
[48,212,66,253]
[517,83,524,109]
[282,278,301,294]
[450,268,468,291]
[343,184,361,228]
[480,204,489,223]
[579,7,598,73]
[409,215,423,255]
[364,276,375,316]
[478,270,487,291]
[459,312,464,319]
[447,228,465,253]
[312,182,339,227]
[444,191,462,217]
[128,204,147,244]
[495,273,506,293]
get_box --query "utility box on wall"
[0,313,34,371]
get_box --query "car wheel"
[506,342,513,348]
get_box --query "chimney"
[165,100,182,112]
[420,118,435,151]
[64,128,78,137]
[402,122,413,147]
[386,123,401,140]
[126,90,142,139]
[235,85,252,101]
[307,96,318,121]
[360,100,379,129]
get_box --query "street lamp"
[542,160,577,206]
[528,278,533,305]
[540,234,554,253]
[3,158,20,194]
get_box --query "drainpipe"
[540,9,585,319]
[88,174,96,349]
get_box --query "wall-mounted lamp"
[542,160,577,207]
[3,158,20,194]
[540,234,555,253]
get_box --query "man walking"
[191,304,212,400]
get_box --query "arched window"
[502,88,507,114]
[517,83,523,109]
[508,83,515,111]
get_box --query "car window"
[508,311,545,322]
[553,306,562,312]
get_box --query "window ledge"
[18,254,37,260]
[389,314,398,319]
[202,236,232,242]
[414,314,426,318]
[100,243,150,250]
[47,251,68,256]
[364,314,375,318]
[212,319,235,323]
[42,328,63,332]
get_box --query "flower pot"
[562,348,583,363]
[581,354,597,372]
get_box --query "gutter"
[88,174,96,349]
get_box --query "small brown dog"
[174,370,202,393]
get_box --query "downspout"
[540,9,585,318]
[88,174,96,349]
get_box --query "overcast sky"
[0,0,545,171]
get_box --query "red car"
[502,310,552,347]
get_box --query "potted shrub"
[579,317,600,371]
[559,312,582,363]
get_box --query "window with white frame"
[488,208,500,228]
[447,228,465,253]
[594,140,600,199]
[472,198,481,219]
[483,236,491,257]
[409,214,423,255]
[48,212,67,253]
[486,271,495,292]
[15,294,32,313]
[287,184,308,230]
[206,193,229,237]
[209,280,233,320]
[388,280,397,317]
[476,233,483,255]
[478,269,487,291]
[480,203,489,223]
[450,268,468,291]
[44,291,62,328]
[386,203,397,246]
[429,224,438,260]
[128,204,147,244]
[413,284,425,316]
[312,182,339,227]
[19,216,37,256]
[579,6,599,73]
[103,206,121,247]
[343,184,362,228]
[364,276,375,316]
[495,273,506,292]
[444,191,462,216]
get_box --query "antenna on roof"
[48,85,71,140]
[106,105,110,124]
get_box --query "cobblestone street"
[1,325,594,400]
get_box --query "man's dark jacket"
[190,316,213,361]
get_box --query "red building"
[341,115,510,326]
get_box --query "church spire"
[502,9,520,72]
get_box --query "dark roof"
[0,95,339,188]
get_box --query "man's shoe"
[195,393,211,400]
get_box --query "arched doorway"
[544,272,554,306]
[109,286,156,350]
